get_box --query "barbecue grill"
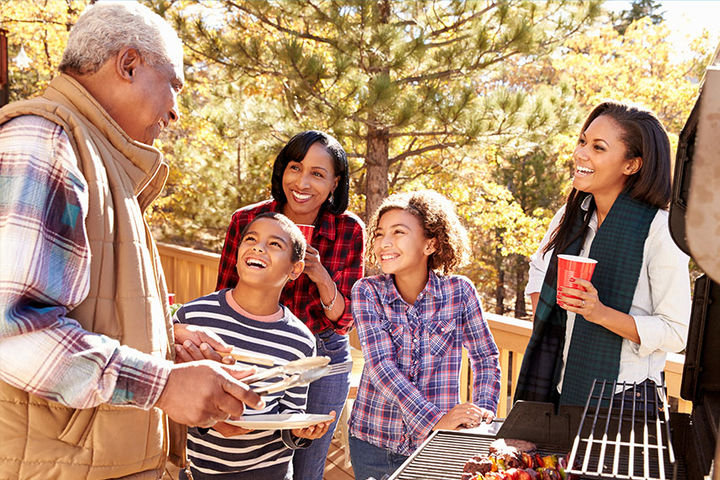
[388,386,686,480]
[389,50,720,480]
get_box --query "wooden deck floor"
[324,436,355,480]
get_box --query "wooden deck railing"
[157,242,692,416]
[158,242,221,304]
[475,313,692,416]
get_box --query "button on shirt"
[525,196,691,392]
[349,272,501,455]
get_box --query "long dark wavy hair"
[544,101,671,255]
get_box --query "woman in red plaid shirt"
[216,130,365,480]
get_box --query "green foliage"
[611,0,664,35]
[554,17,711,137]
[155,0,601,223]
[1,0,87,101]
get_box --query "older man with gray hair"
[0,2,262,479]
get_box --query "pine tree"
[157,0,601,221]
[611,0,664,35]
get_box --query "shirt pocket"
[428,315,457,357]
[382,319,408,367]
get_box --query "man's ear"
[289,260,305,281]
[116,47,142,82]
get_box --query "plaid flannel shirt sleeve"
[0,116,171,409]
[216,209,246,290]
[352,280,443,438]
[329,218,365,334]
[459,277,501,413]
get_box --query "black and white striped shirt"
[175,289,316,477]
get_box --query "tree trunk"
[495,268,506,315]
[364,126,390,222]
[514,254,527,318]
[363,1,392,223]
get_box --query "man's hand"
[173,324,234,364]
[155,360,264,428]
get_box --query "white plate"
[225,414,333,430]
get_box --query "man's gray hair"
[59,1,183,75]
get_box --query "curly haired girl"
[347,189,501,480]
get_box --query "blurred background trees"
[1,0,713,316]
[1,0,84,101]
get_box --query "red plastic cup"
[168,293,176,305]
[556,254,597,301]
[296,224,315,244]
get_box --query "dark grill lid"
[681,275,720,403]
[668,49,720,405]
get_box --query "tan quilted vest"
[0,74,185,479]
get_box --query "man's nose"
[168,91,179,123]
[168,104,179,123]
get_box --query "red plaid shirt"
[217,199,365,335]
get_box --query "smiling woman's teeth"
[577,166,594,174]
[292,191,312,201]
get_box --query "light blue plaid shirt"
[0,115,170,409]
[348,271,501,455]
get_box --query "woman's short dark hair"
[271,130,350,215]
[545,100,671,254]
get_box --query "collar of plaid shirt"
[377,269,447,307]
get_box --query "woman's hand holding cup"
[556,254,607,322]
[558,278,606,323]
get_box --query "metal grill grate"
[388,390,687,480]
[389,431,489,480]
[567,380,677,480]
[388,430,555,480]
